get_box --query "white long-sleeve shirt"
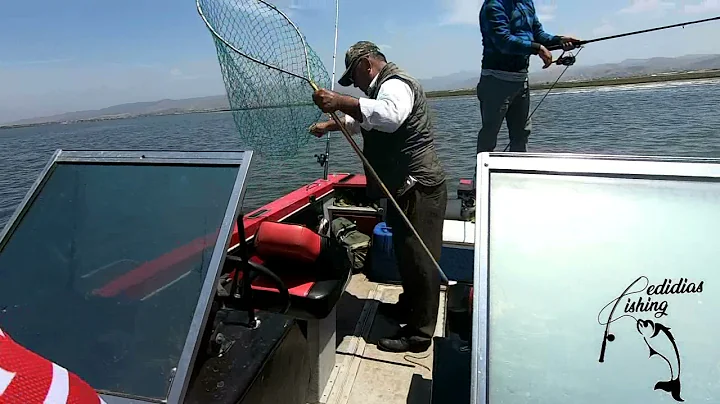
[343,74,414,134]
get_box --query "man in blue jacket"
[477,0,579,154]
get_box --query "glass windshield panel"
[0,162,240,401]
[487,172,720,403]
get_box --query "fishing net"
[196,0,453,285]
[196,0,331,157]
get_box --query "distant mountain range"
[3,96,231,127]
[5,54,720,128]
[421,54,720,92]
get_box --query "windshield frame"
[0,149,253,404]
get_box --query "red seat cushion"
[254,222,322,264]
[241,256,315,298]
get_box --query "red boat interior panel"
[233,174,354,248]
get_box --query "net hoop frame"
[195,0,313,85]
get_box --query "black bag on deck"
[330,217,371,273]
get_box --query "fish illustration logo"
[598,276,702,402]
[636,320,683,402]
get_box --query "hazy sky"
[2,0,720,123]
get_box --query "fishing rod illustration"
[548,15,720,51]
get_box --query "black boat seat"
[224,221,352,321]
[227,256,350,320]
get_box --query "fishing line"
[403,352,432,372]
[547,15,720,51]
[502,46,583,152]
[500,15,720,152]
[597,275,647,327]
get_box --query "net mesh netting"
[197,0,331,157]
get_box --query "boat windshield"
[0,151,251,403]
[473,153,720,404]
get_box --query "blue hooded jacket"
[479,0,562,72]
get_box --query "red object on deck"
[254,222,321,264]
[0,328,106,404]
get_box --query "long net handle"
[309,82,453,286]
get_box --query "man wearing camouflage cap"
[310,41,447,353]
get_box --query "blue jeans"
[476,75,531,153]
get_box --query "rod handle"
[546,41,585,51]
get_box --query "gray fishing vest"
[361,62,446,200]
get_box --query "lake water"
[3,78,720,229]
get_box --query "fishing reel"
[555,54,577,66]
[553,49,578,67]
[315,152,328,167]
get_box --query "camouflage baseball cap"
[338,41,381,87]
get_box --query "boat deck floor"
[319,273,446,404]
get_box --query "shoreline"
[4,70,720,131]
[425,69,720,98]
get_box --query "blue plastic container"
[373,222,393,253]
[367,222,475,284]
[367,222,402,283]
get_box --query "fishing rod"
[320,0,340,180]
[548,15,720,51]
[500,15,720,152]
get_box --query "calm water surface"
[3,78,720,229]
